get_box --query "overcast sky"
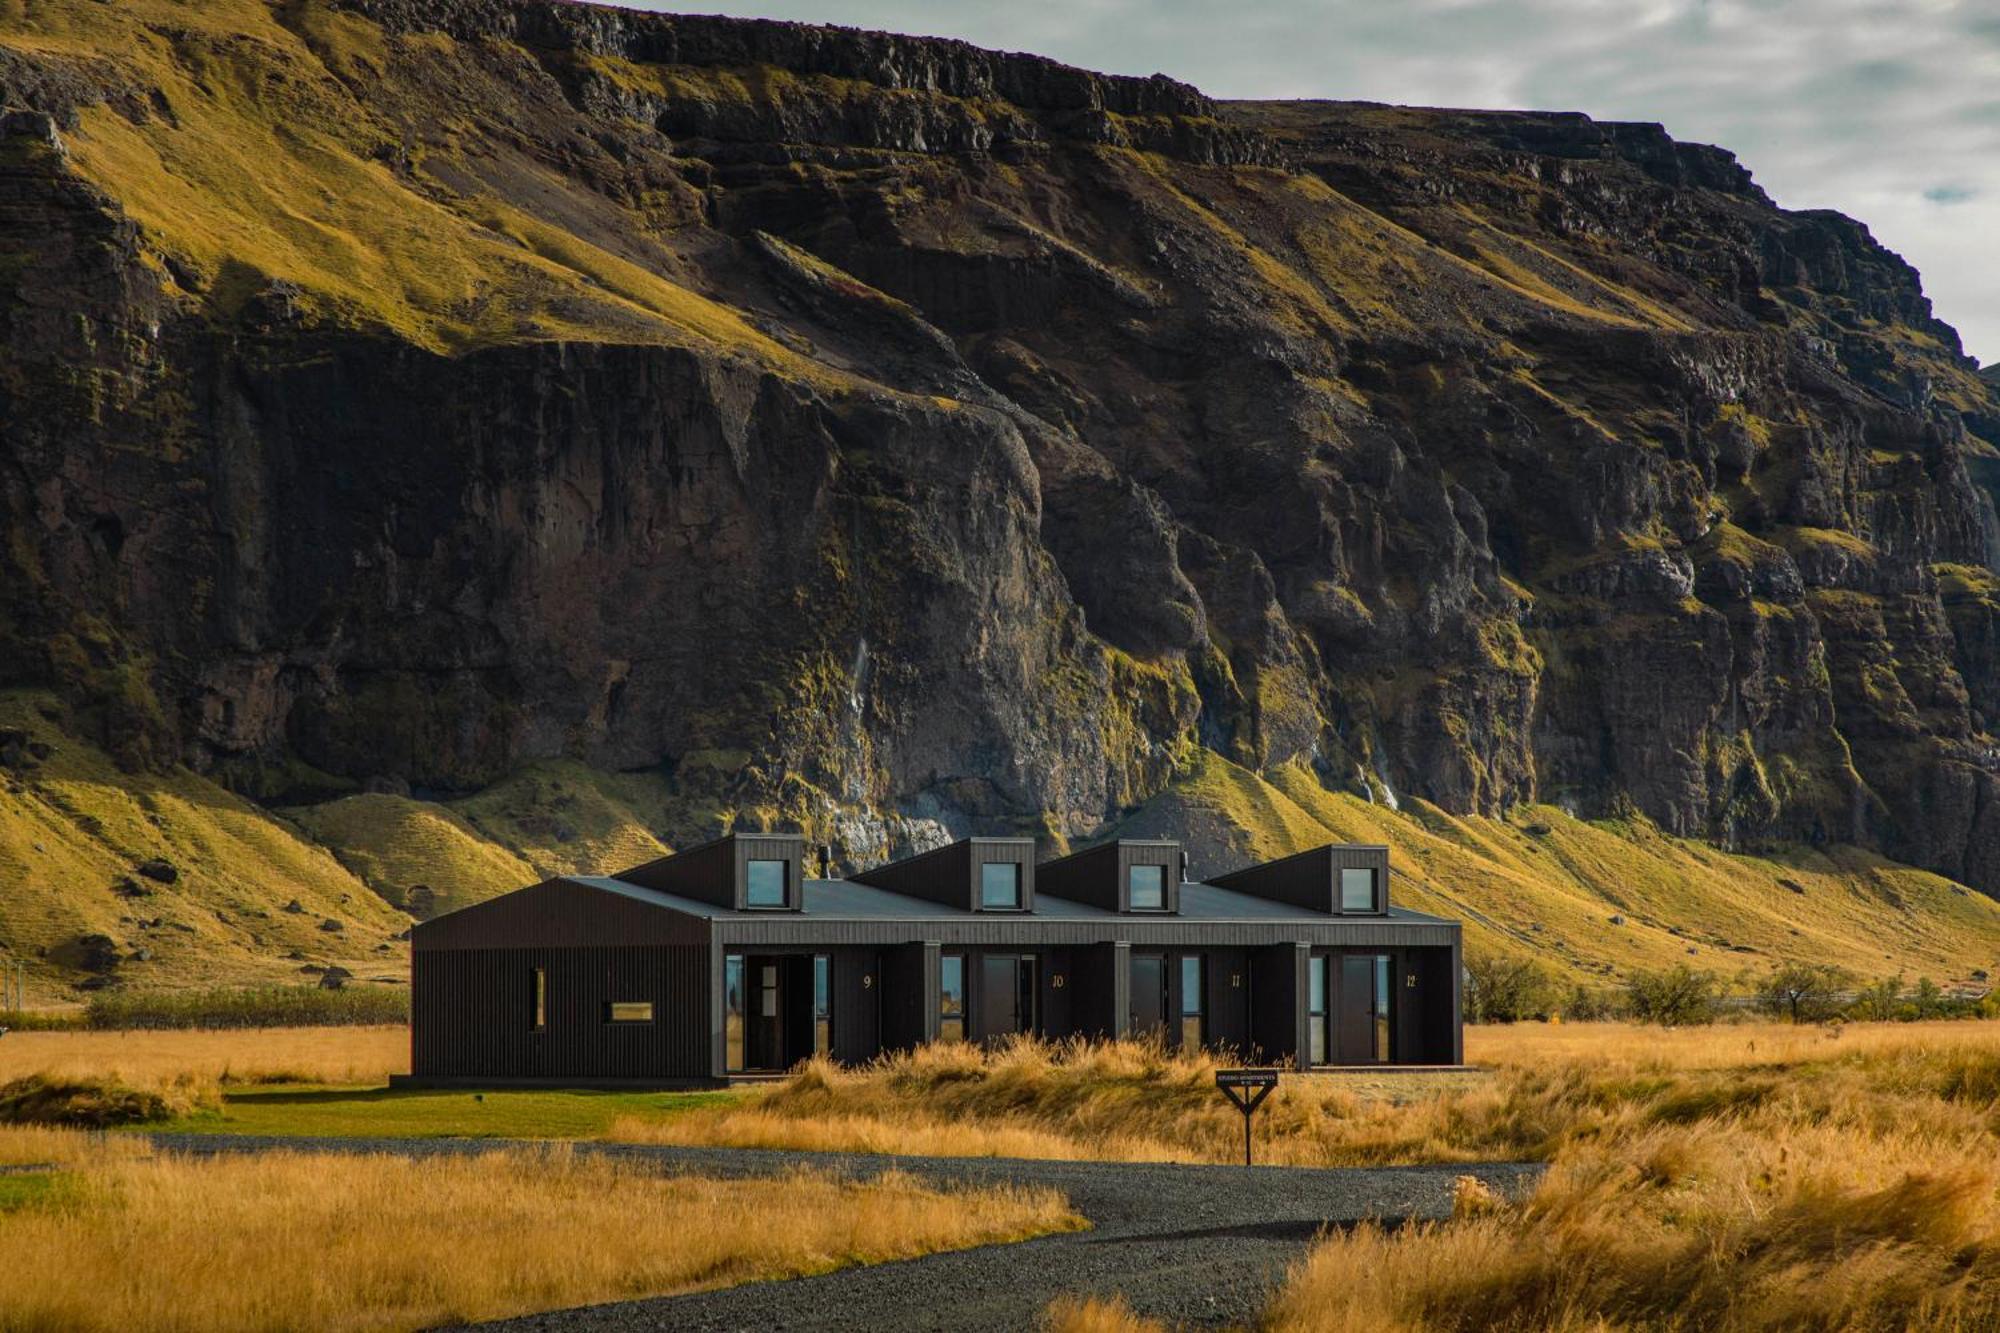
[619,0,2000,366]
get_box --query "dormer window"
[745,859,788,908]
[1340,866,1378,913]
[1128,864,1167,911]
[979,862,1023,910]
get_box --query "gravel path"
[149,1134,1540,1330]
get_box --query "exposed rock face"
[4,1,2000,886]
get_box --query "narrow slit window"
[724,955,745,1072]
[1308,956,1328,1066]
[530,967,547,1032]
[1373,955,1392,1062]
[940,954,965,1043]
[604,1001,654,1024]
[813,954,833,1057]
[1179,955,1204,1051]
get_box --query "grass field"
[147,1085,743,1139]
[1021,1020,2000,1332]
[0,1025,754,1138]
[0,1128,1080,1332]
[0,1025,408,1087]
[14,1020,2000,1329]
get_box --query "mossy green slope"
[3,0,839,367]
[0,693,409,997]
[1116,752,2000,986]
[283,761,683,918]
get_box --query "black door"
[977,955,1037,1043]
[748,957,785,1070]
[1335,954,1391,1064]
[1130,953,1167,1040]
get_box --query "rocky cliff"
[6,0,2000,899]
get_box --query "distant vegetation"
[1464,950,1995,1026]
[76,985,407,1030]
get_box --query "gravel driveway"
[149,1134,1539,1330]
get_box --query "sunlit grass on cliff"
[0,691,408,994]
[1144,750,2000,985]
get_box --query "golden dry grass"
[612,1035,1516,1167]
[614,1023,2000,1174]
[1466,1015,2000,1070]
[1266,1104,2000,1330]
[0,1025,407,1088]
[1005,1021,2000,1333]
[0,1128,1081,1332]
[1041,1293,1165,1332]
[1033,1021,2000,1331]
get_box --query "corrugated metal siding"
[713,916,1452,949]
[416,879,710,951]
[412,944,708,1080]
[620,837,737,908]
[1208,844,1392,915]
[848,840,970,906]
[1034,841,1122,911]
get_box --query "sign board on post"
[1215,1068,1279,1166]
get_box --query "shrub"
[0,1009,85,1032]
[1561,984,1624,1022]
[0,1073,218,1127]
[1627,965,1722,1025]
[83,986,407,1030]
[1463,954,1559,1023]
[1754,962,1850,1024]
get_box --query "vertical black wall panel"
[412,944,709,1081]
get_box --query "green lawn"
[0,1172,68,1213]
[145,1085,743,1139]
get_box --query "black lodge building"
[406,834,1463,1086]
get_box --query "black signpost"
[1215,1068,1279,1166]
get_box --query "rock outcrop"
[4,0,2000,888]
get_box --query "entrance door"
[747,957,785,1070]
[1335,954,1392,1064]
[977,955,1037,1043]
[1130,953,1167,1040]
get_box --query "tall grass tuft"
[0,1073,219,1127]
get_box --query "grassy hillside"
[283,762,680,919]
[1115,752,2000,987]
[5,0,835,366]
[9,689,2000,996]
[0,693,408,1000]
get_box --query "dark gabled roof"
[562,872,1452,926]
[562,874,725,917]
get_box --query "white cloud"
[614,0,2000,363]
